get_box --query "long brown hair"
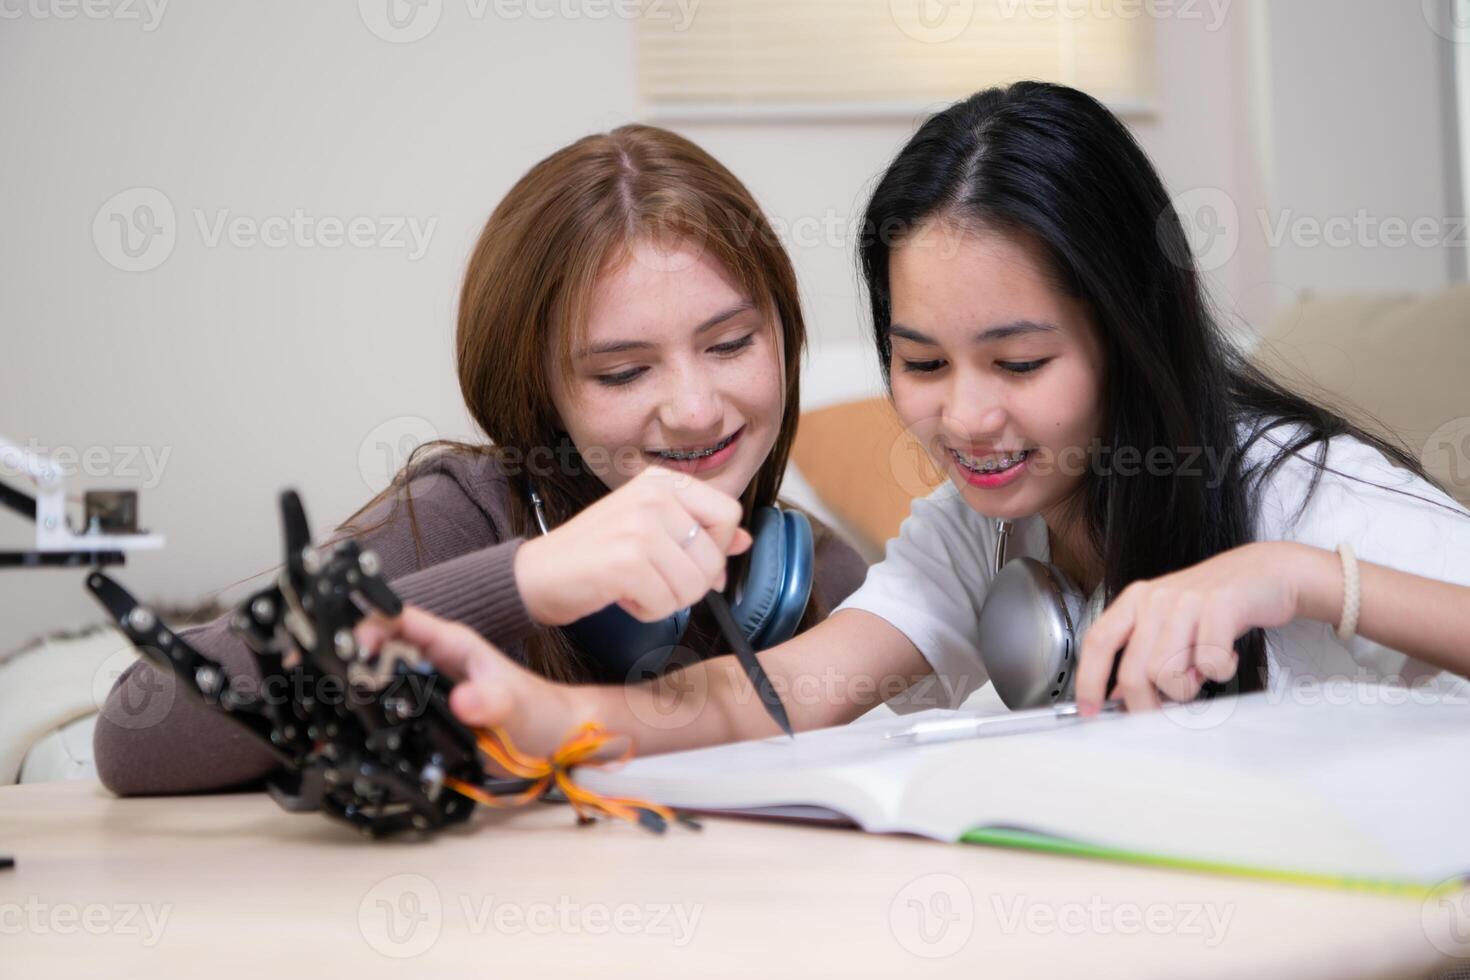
[344,124,819,682]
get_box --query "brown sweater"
[93,451,869,796]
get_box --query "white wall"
[1457,10,1470,282]
[1257,0,1461,296]
[0,0,1413,652]
[1,1,645,647]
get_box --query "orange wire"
[445,722,679,830]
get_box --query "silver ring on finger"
[679,523,700,549]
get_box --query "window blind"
[637,0,1156,119]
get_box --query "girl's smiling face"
[886,218,1106,523]
[549,238,786,499]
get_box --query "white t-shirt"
[836,421,1470,710]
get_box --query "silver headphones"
[974,519,1100,710]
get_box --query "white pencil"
[883,700,1126,745]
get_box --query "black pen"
[703,591,795,739]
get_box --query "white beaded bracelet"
[1335,543,1360,643]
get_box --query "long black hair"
[858,81,1449,691]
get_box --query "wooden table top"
[1,779,1464,979]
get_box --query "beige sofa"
[1249,285,1470,511]
[1,603,222,786]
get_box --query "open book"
[575,685,1470,894]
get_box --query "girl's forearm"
[559,610,935,757]
[560,655,781,757]
[1292,543,1470,678]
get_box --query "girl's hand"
[356,605,585,758]
[1074,542,1330,714]
[513,465,754,627]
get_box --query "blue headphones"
[528,485,815,683]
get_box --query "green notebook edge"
[958,826,1459,899]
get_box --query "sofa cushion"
[0,626,139,785]
[790,397,945,553]
[1253,285,1470,507]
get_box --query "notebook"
[574,685,1470,895]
